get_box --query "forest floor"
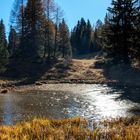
[1,55,140,93]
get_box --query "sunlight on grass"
[0,117,139,140]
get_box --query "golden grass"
[0,117,140,140]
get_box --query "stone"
[1,89,8,94]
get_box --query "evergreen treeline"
[100,0,140,64]
[71,18,94,55]
[70,0,140,62]
[0,0,140,73]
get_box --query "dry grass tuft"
[0,117,140,140]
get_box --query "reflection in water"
[3,95,14,125]
[0,84,139,125]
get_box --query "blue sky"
[55,0,111,29]
[0,0,111,33]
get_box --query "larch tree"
[53,5,63,58]
[43,0,55,59]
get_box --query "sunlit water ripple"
[0,84,139,125]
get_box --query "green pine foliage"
[93,20,104,51]
[21,0,45,58]
[8,26,18,56]
[0,20,9,72]
[102,0,139,63]
[71,18,94,55]
[59,19,72,58]
[131,1,140,60]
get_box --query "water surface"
[0,84,139,125]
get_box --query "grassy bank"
[0,117,139,140]
[1,58,140,94]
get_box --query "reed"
[0,117,139,140]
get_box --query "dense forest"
[0,0,140,74]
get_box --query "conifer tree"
[0,20,9,72]
[59,19,72,58]
[23,0,45,58]
[104,0,138,63]
[43,0,55,59]
[101,13,113,55]
[93,20,103,51]
[8,26,18,56]
[71,18,93,55]
[10,0,25,37]
[53,5,63,58]
[86,20,93,52]
[132,0,140,59]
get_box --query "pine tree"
[105,0,138,63]
[71,20,81,55]
[10,0,25,37]
[100,14,113,55]
[71,18,93,55]
[86,20,93,52]
[8,26,18,56]
[93,19,103,51]
[70,28,76,55]
[22,0,45,58]
[0,20,7,48]
[59,19,72,58]
[132,0,140,59]
[0,20,9,72]
[79,18,87,54]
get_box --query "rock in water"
[1,89,8,94]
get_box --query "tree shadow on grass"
[93,60,140,112]
[1,57,72,87]
[94,58,140,86]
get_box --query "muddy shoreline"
[1,79,140,94]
